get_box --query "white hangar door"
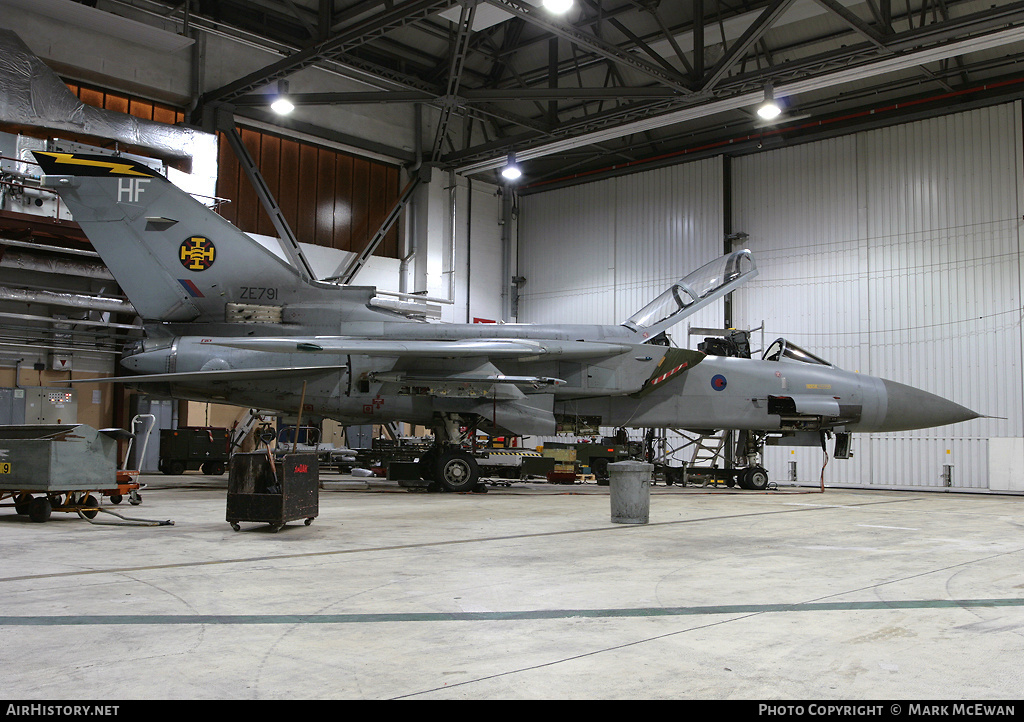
[517,158,725,332]
[731,102,1024,491]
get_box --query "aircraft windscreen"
[624,251,755,333]
[763,338,832,366]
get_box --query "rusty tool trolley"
[226,451,319,532]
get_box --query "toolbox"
[226,451,318,532]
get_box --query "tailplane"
[35,151,312,323]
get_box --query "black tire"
[434,450,479,493]
[14,493,32,515]
[81,494,99,519]
[28,497,51,523]
[109,494,123,505]
[418,449,437,481]
[743,467,769,491]
[590,457,610,481]
[167,460,186,475]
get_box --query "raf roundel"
[179,236,216,271]
[711,374,728,391]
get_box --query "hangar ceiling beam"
[232,87,681,106]
[432,0,478,162]
[810,0,889,49]
[481,0,693,94]
[451,12,1024,176]
[700,0,799,93]
[199,0,460,109]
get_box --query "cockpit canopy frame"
[762,338,833,367]
[623,250,757,339]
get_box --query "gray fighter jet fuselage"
[34,151,980,491]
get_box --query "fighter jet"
[33,151,980,491]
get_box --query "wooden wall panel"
[296,143,319,243]
[214,127,402,261]
[67,82,185,125]
[333,154,353,251]
[316,148,336,246]
[278,138,300,235]
[350,157,370,254]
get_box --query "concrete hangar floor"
[1,470,1022,701]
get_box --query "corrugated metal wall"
[518,103,1023,492]
[732,103,1023,490]
[518,158,725,330]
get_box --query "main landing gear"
[417,414,485,493]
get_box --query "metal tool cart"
[226,450,318,532]
[159,426,231,475]
[0,424,117,523]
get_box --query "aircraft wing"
[66,365,347,384]
[205,337,633,360]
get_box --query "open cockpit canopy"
[623,250,757,339]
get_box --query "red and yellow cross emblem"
[179,236,216,271]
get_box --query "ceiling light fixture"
[501,152,522,181]
[757,81,782,120]
[271,80,295,115]
[542,0,573,13]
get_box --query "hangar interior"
[1,0,1024,701]
[1,0,1022,492]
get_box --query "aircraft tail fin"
[34,151,313,323]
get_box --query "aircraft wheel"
[435,450,479,493]
[743,467,769,491]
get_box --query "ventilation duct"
[0,28,211,167]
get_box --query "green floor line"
[3,597,1022,626]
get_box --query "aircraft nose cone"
[879,379,980,431]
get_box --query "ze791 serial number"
[239,286,278,301]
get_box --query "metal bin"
[226,451,318,532]
[0,424,118,523]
